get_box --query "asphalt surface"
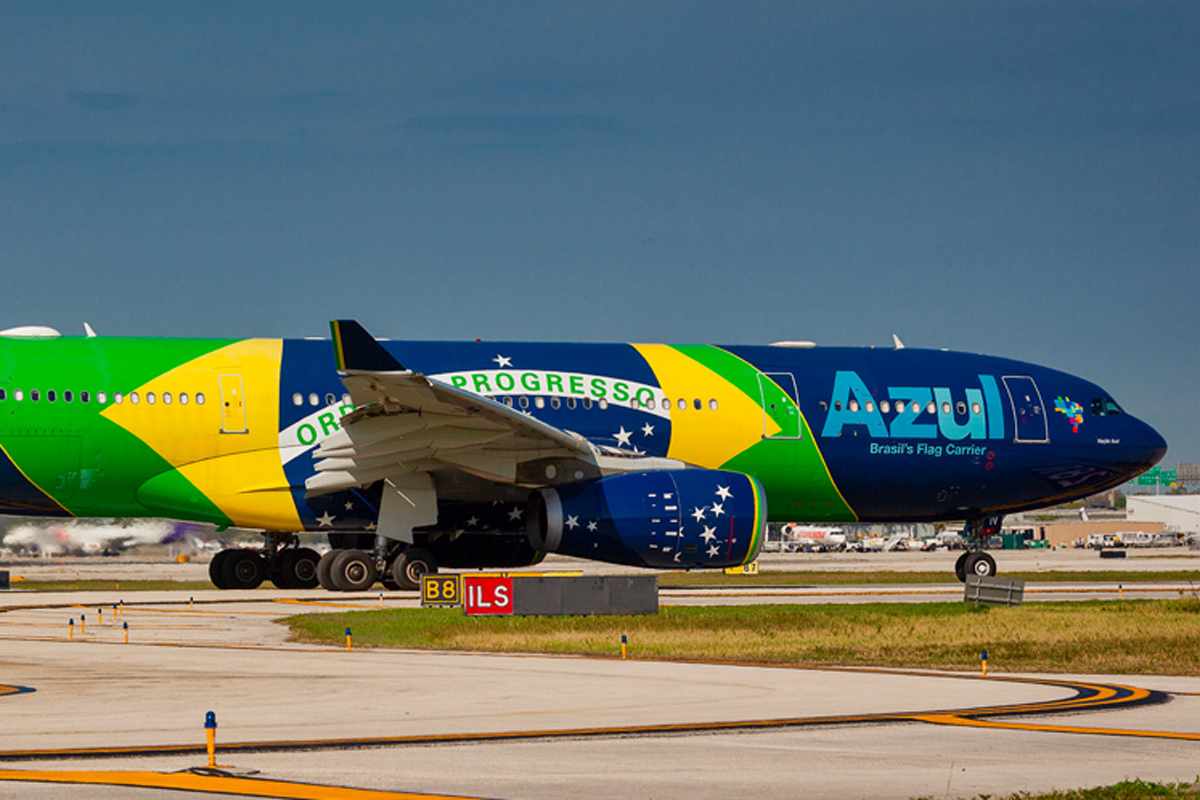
[0,581,1198,799]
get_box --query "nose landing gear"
[954,515,1003,583]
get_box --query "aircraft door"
[756,372,802,439]
[218,374,248,434]
[1001,375,1048,443]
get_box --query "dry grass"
[285,599,1200,675]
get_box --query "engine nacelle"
[527,469,766,569]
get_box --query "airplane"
[0,320,1166,590]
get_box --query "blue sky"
[1,2,1197,461]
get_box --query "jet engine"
[526,469,766,569]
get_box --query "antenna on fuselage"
[83,322,97,338]
[892,333,905,350]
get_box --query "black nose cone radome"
[1131,418,1168,473]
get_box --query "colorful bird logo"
[1054,396,1085,433]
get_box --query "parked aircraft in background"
[0,320,1165,589]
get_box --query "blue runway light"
[204,711,217,730]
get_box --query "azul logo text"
[821,371,1006,440]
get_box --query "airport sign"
[421,574,462,608]
[463,575,514,616]
[1136,468,1176,485]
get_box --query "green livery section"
[671,345,856,521]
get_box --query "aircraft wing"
[306,321,673,496]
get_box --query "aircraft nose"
[1133,418,1168,470]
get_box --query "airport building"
[1126,494,1200,534]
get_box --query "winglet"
[329,320,406,372]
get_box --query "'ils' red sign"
[462,576,514,616]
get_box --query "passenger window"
[130,392,140,404]
[819,400,829,412]
[163,392,173,405]
[325,393,336,406]
[519,396,529,409]
[146,392,156,405]
[31,389,40,402]
[81,391,89,403]
[926,401,936,414]
[196,392,206,405]
[342,393,351,404]
[534,397,545,409]
[880,400,890,414]
[551,397,561,409]
[599,399,609,410]
[956,401,966,416]
[894,401,905,413]
[97,392,107,404]
[709,399,718,411]
[693,398,701,410]
[308,393,319,406]
[677,398,686,410]
[848,400,859,412]
[64,391,73,403]
[180,393,189,405]
[971,402,981,415]
[834,401,842,411]
[941,402,951,414]
[14,389,23,401]
[293,393,303,406]
[865,401,875,413]
[47,390,56,402]
[567,397,577,410]
[0,388,5,401]
[114,393,123,404]
[583,398,593,410]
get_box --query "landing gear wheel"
[221,549,266,590]
[954,552,969,583]
[316,550,339,591]
[209,550,233,589]
[275,548,320,590]
[390,548,438,590]
[329,549,377,592]
[963,552,997,580]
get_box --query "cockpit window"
[1091,397,1123,416]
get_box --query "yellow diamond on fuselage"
[632,343,776,468]
[102,338,301,530]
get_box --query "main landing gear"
[316,539,439,592]
[208,534,321,590]
[953,515,1003,583]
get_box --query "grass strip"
[656,570,1200,587]
[916,779,1200,799]
[284,598,1200,675]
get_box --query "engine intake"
[527,469,766,569]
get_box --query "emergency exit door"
[218,374,248,434]
[756,372,802,439]
[1001,375,1048,444]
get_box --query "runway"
[0,590,1198,798]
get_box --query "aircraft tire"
[963,552,997,580]
[316,550,339,591]
[391,547,438,591]
[221,549,266,590]
[208,550,232,589]
[329,549,377,592]
[953,552,969,583]
[287,547,321,589]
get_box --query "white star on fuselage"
[711,502,725,517]
[614,426,633,447]
[316,511,335,528]
[565,515,580,530]
[344,500,354,511]
[466,515,480,528]
[641,423,654,437]
[706,544,720,558]
[493,354,513,368]
[691,506,707,522]
[715,485,732,501]
[507,506,524,521]
[700,525,717,543]
[586,520,598,532]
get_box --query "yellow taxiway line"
[0,769,477,799]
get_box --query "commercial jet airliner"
[0,321,1166,591]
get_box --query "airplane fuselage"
[0,336,1167,536]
